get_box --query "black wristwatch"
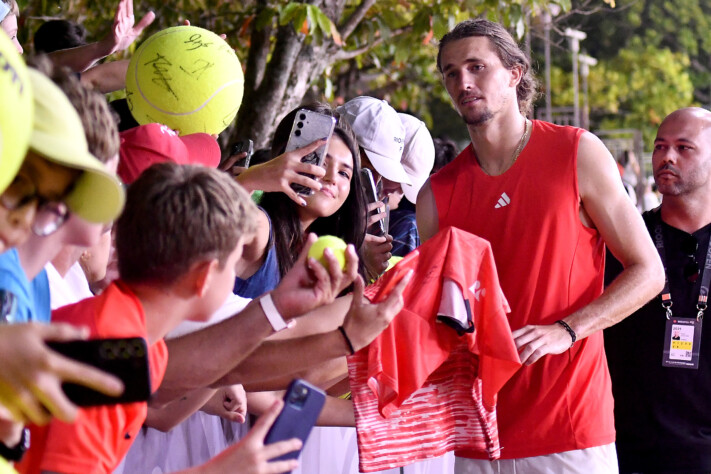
[0,427,30,462]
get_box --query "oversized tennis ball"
[0,32,33,193]
[125,26,244,136]
[308,235,348,270]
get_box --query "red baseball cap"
[118,123,221,184]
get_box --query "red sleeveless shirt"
[430,120,614,459]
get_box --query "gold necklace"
[511,118,531,165]
[477,118,531,176]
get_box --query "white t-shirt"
[46,262,93,310]
[115,292,252,474]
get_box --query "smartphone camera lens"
[294,130,301,137]
[297,122,304,128]
[299,113,306,120]
[289,385,309,405]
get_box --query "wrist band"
[338,326,355,355]
[556,320,577,347]
[259,294,288,332]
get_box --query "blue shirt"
[0,249,50,324]
[233,211,280,298]
[389,207,420,258]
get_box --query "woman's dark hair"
[34,20,86,54]
[432,136,459,174]
[259,102,367,278]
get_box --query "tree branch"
[333,26,410,60]
[338,0,376,40]
[244,3,272,95]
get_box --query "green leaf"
[432,14,448,40]
[315,8,332,37]
[278,2,299,26]
[293,6,309,34]
[324,77,334,100]
[305,5,318,35]
[254,7,276,31]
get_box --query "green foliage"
[552,40,695,150]
[18,0,570,143]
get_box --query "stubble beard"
[461,108,494,126]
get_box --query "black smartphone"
[361,168,386,236]
[47,337,151,407]
[264,379,326,464]
[228,138,254,168]
[286,109,337,196]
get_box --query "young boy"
[18,162,410,473]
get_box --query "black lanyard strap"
[653,210,711,320]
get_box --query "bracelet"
[259,294,288,332]
[556,320,577,347]
[338,326,355,355]
[0,427,29,462]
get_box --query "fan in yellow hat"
[27,68,125,225]
[0,27,31,194]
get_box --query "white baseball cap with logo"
[398,113,435,203]
[337,96,410,185]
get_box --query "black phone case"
[229,139,254,168]
[47,337,152,407]
[264,379,326,465]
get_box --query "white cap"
[398,113,435,203]
[337,96,410,184]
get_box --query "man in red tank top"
[417,18,665,473]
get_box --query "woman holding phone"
[233,102,368,296]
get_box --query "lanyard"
[653,210,711,320]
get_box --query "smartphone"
[286,109,337,196]
[228,138,254,168]
[47,337,151,407]
[264,379,326,464]
[361,168,386,236]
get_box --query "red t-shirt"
[430,120,614,459]
[349,227,521,472]
[17,282,169,474]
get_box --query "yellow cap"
[0,31,32,193]
[28,69,125,224]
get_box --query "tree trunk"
[227,0,370,152]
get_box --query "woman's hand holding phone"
[235,139,327,206]
[196,399,301,474]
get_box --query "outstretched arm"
[514,132,664,365]
[79,59,129,93]
[212,272,411,390]
[181,400,302,474]
[47,0,154,72]
[154,235,358,404]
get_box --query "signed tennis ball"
[125,26,244,136]
[308,235,348,270]
[0,32,32,193]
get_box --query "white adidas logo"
[495,192,511,208]
[469,281,486,301]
